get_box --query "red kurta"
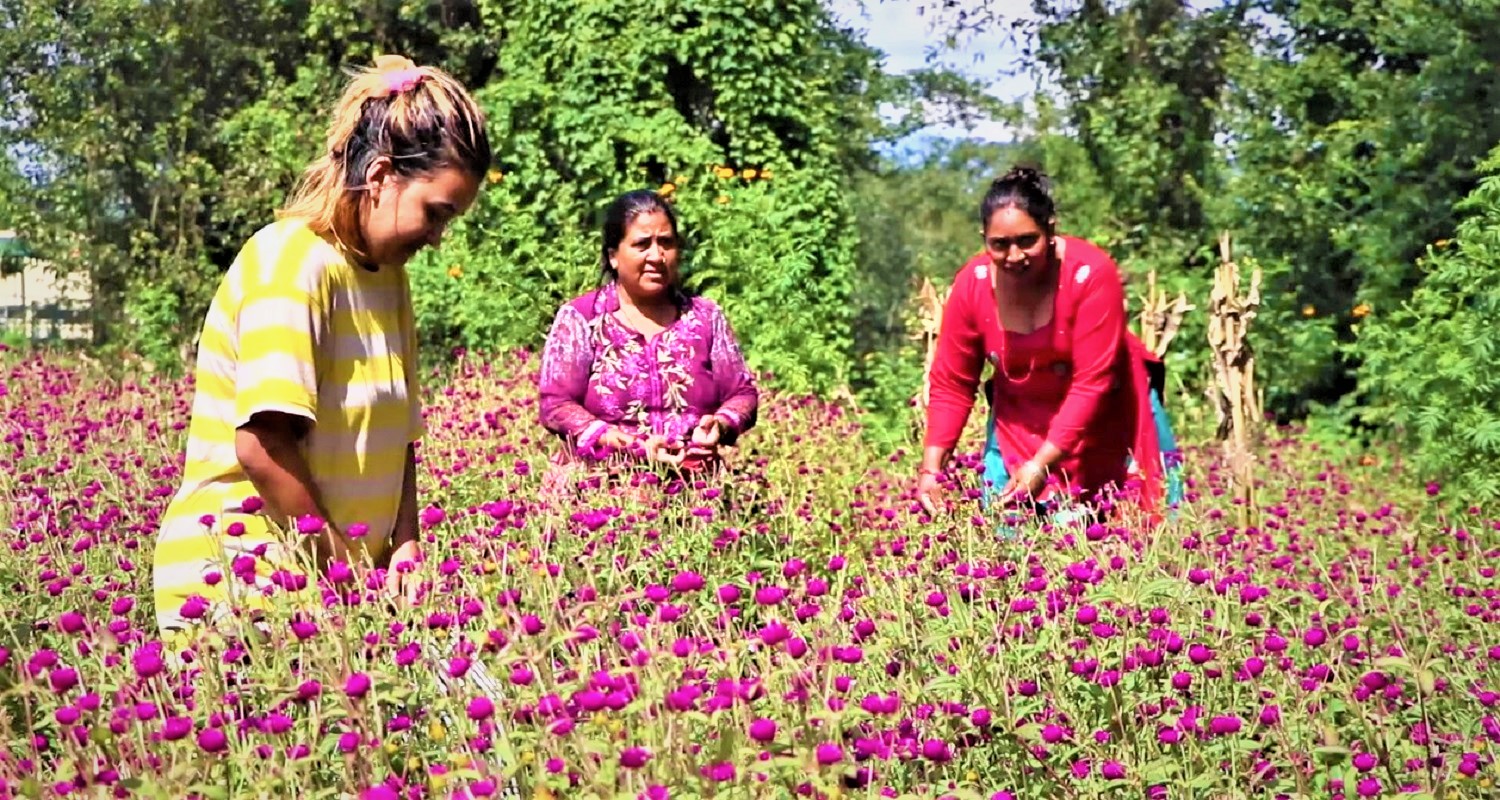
[925,237,1162,507]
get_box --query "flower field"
[2,347,1498,800]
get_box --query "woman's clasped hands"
[597,415,726,468]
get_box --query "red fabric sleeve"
[924,258,987,450]
[1045,257,1126,453]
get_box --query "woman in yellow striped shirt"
[152,55,490,636]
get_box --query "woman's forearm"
[235,418,348,568]
[921,444,952,473]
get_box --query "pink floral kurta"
[539,283,759,460]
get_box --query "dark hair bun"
[996,166,1048,193]
[980,164,1057,231]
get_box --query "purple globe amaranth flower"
[1353,752,1377,772]
[197,727,228,753]
[671,571,704,593]
[344,673,371,698]
[1041,725,1068,744]
[467,697,494,720]
[619,747,651,768]
[1259,705,1281,726]
[748,718,777,742]
[920,739,952,762]
[1101,761,1126,780]
[1209,716,1242,736]
[815,742,843,765]
[1171,671,1192,691]
[754,586,787,605]
[1188,644,1214,664]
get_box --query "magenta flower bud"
[180,595,210,620]
[346,522,370,538]
[671,571,704,593]
[1075,605,1099,625]
[921,739,952,762]
[197,727,228,753]
[240,496,264,513]
[510,666,534,686]
[925,592,946,608]
[749,718,777,742]
[754,586,787,605]
[1040,725,1067,744]
[1171,671,1192,691]
[48,667,78,694]
[972,707,993,727]
[338,732,360,753]
[1352,752,1377,772]
[1303,628,1327,647]
[758,622,790,646]
[344,673,371,698]
[290,620,318,641]
[420,506,446,528]
[58,611,85,634]
[447,657,470,679]
[1259,705,1281,726]
[1209,716,1242,736]
[327,561,354,584]
[467,697,494,720]
[162,716,193,741]
[296,680,322,701]
[1157,727,1181,744]
[1101,761,1126,780]
[815,742,843,765]
[718,584,741,603]
[521,615,544,635]
[1356,778,1382,797]
[54,706,80,726]
[295,515,325,534]
[132,648,164,679]
[828,555,846,571]
[619,746,651,768]
[1188,644,1213,664]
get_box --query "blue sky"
[825,0,1038,143]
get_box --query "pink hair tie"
[385,68,425,95]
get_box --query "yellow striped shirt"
[152,219,422,632]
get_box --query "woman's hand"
[597,427,638,452]
[997,460,1048,506]
[383,539,423,607]
[641,435,688,468]
[917,467,945,516]
[690,415,724,449]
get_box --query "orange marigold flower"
[1352,303,1371,318]
[447,264,463,279]
[741,168,758,180]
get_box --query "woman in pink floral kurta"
[539,190,758,477]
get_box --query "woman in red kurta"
[918,167,1163,517]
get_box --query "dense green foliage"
[1357,145,1500,504]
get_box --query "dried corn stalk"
[1207,232,1263,525]
[910,276,949,413]
[1137,269,1195,360]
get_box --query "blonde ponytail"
[278,55,491,260]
